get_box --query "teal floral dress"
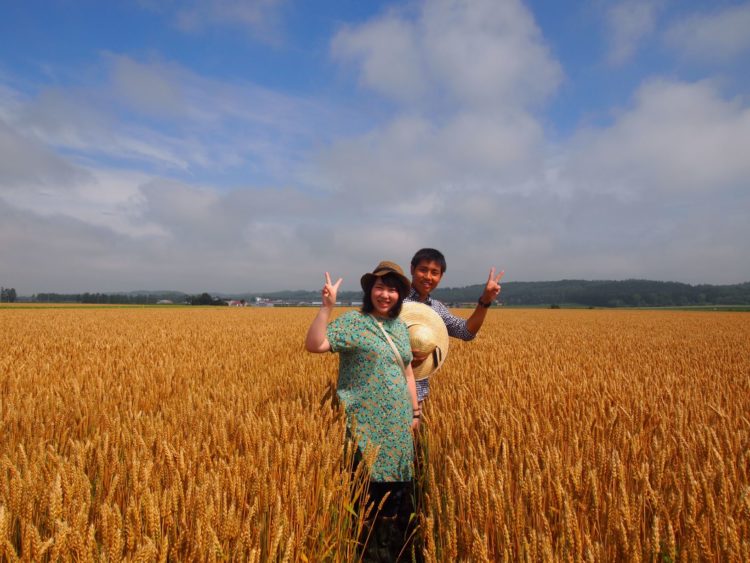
[327,311,414,482]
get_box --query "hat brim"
[399,301,449,380]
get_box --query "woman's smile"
[371,279,399,316]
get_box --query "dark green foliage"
[32,291,188,304]
[432,279,750,308]
[189,292,227,306]
[0,287,17,302]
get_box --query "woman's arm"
[305,306,333,353]
[405,363,420,430]
[304,272,341,354]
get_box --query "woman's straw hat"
[360,261,410,294]
[399,301,449,381]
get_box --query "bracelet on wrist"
[477,297,492,308]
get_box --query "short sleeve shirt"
[405,288,476,401]
[327,311,414,482]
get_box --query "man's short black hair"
[410,248,447,273]
[361,273,409,318]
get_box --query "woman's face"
[370,278,400,317]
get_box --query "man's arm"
[430,300,476,340]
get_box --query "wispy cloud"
[664,2,750,62]
[0,119,92,189]
[604,0,663,65]
[139,0,288,43]
[2,54,342,182]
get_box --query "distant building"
[227,300,247,307]
[156,300,173,305]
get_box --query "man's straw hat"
[399,301,449,381]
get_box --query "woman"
[305,261,420,558]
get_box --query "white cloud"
[604,0,662,65]
[110,56,186,118]
[419,0,561,108]
[0,56,342,184]
[316,1,750,286]
[332,14,428,104]
[332,0,562,110]
[137,0,287,43]
[563,79,750,197]
[177,0,284,34]
[0,119,92,189]
[3,2,750,293]
[664,2,750,61]
[11,85,194,171]
[323,0,558,205]
[317,109,545,204]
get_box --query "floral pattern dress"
[327,311,414,482]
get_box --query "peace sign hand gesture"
[322,272,343,309]
[481,267,505,304]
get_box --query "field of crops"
[1,306,749,561]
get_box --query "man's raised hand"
[482,267,505,303]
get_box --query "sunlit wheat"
[1,306,748,561]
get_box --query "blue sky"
[1,0,749,293]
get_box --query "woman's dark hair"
[410,248,447,273]
[361,273,409,318]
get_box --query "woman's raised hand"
[305,273,340,353]
[322,272,343,308]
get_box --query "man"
[404,248,504,403]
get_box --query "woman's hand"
[411,415,420,431]
[305,272,341,353]
[322,272,342,309]
[405,364,419,431]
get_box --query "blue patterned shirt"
[404,288,476,401]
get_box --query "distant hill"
[26,280,750,307]
[255,279,750,307]
[431,279,750,307]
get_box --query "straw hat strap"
[372,318,406,378]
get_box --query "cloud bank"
[1,0,749,294]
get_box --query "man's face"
[410,259,444,298]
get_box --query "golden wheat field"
[1,306,749,561]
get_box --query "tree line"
[14,279,750,307]
[30,292,187,304]
[432,279,750,307]
[246,279,750,307]
[1,287,17,302]
[28,291,234,306]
